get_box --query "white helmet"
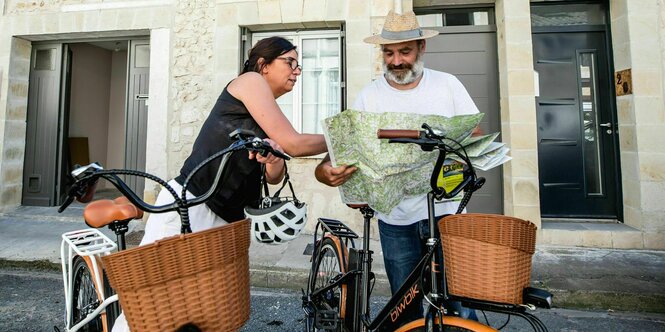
[245,163,308,245]
[246,196,307,244]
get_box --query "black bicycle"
[302,124,552,332]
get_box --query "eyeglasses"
[276,57,302,71]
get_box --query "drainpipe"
[394,0,402,14]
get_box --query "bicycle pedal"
[315,309,338,330]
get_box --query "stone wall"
[168,0,216,179]
[611,0,665,248]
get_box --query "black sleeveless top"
[174,87,267,222]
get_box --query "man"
[315,9,479,322]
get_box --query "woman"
[138,36,327,244]
[112,36,327,332]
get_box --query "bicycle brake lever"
[58,195,74,213]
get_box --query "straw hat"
[364,10,439,45]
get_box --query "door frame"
[23,37,149,206]
[414,6,503,214]
[531,2,623,221]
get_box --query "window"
[417,8,494,27]
[251,30,344,134]
[531,4,606,27]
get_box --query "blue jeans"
[378,218,478,322]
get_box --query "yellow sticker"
[437,160,465,194]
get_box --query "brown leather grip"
[377,129,420,139]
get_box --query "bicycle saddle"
[346,203,369,209]
[84,196,144,228]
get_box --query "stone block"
[615,96,634,124]
[548,228,583,246]
[502,16,531,43]
[510,149,538,179]
[641,209,665,232]
[325,0,345,20]
[644,233,665,249]
[609,0,627,21]
[6,104,27,121]
[537,229,551,244]
[627,11,659,45]
[505,95,537,123]
[622,205,644,231]
[639,153,665,182]
[8,82,28,98]
[621,180,641,212]
[258,0,282,23]
[582,230,613,248]
[506,122,537,150]
[611,42,631,70]
[611,231,644,249]
[634,96,665,124]
[280,0,304,23]
[1,165,23,185]
[504,42,533,71]
[618,124,637,151]
[302,0,325,22]
[513,205,541,228]
[11,37,31,60]
[0,184,22,207]
[610,16,629,48]
[513,178,539,206]
[235,2,260,25]
[346,0,369,20]
[506,69,535,96]
[632,69,663,96]
[370,0,392,16]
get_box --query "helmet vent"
[271,215,284,227]
[281,209,296,219]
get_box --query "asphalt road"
[1,266,664,331]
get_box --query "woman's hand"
[250,138,286,184]
[249,138,285,165]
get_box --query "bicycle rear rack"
[318,218,359,239]
[61,229,117,330]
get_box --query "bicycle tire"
[394,317,497,332]
[71,256,104,332]
[308,237,347,332]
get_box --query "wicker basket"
[438,214,537,305]
[101,219,251,331]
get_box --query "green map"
[322,110,510,214]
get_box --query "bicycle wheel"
[394,316,497,332]
[71,256,104,332]
[307,237,347,332]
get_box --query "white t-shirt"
[352,68,479,226]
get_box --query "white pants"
[112,180,228,332]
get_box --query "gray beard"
[383,58,424,85]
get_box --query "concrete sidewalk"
[1,206,664,313]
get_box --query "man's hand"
[315,155,357,187]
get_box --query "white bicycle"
[57,129,288,331]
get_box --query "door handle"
[599,122,612,128]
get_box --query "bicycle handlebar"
[377,123,485,202]
[376,129,420,139]
[58,130,290,225]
